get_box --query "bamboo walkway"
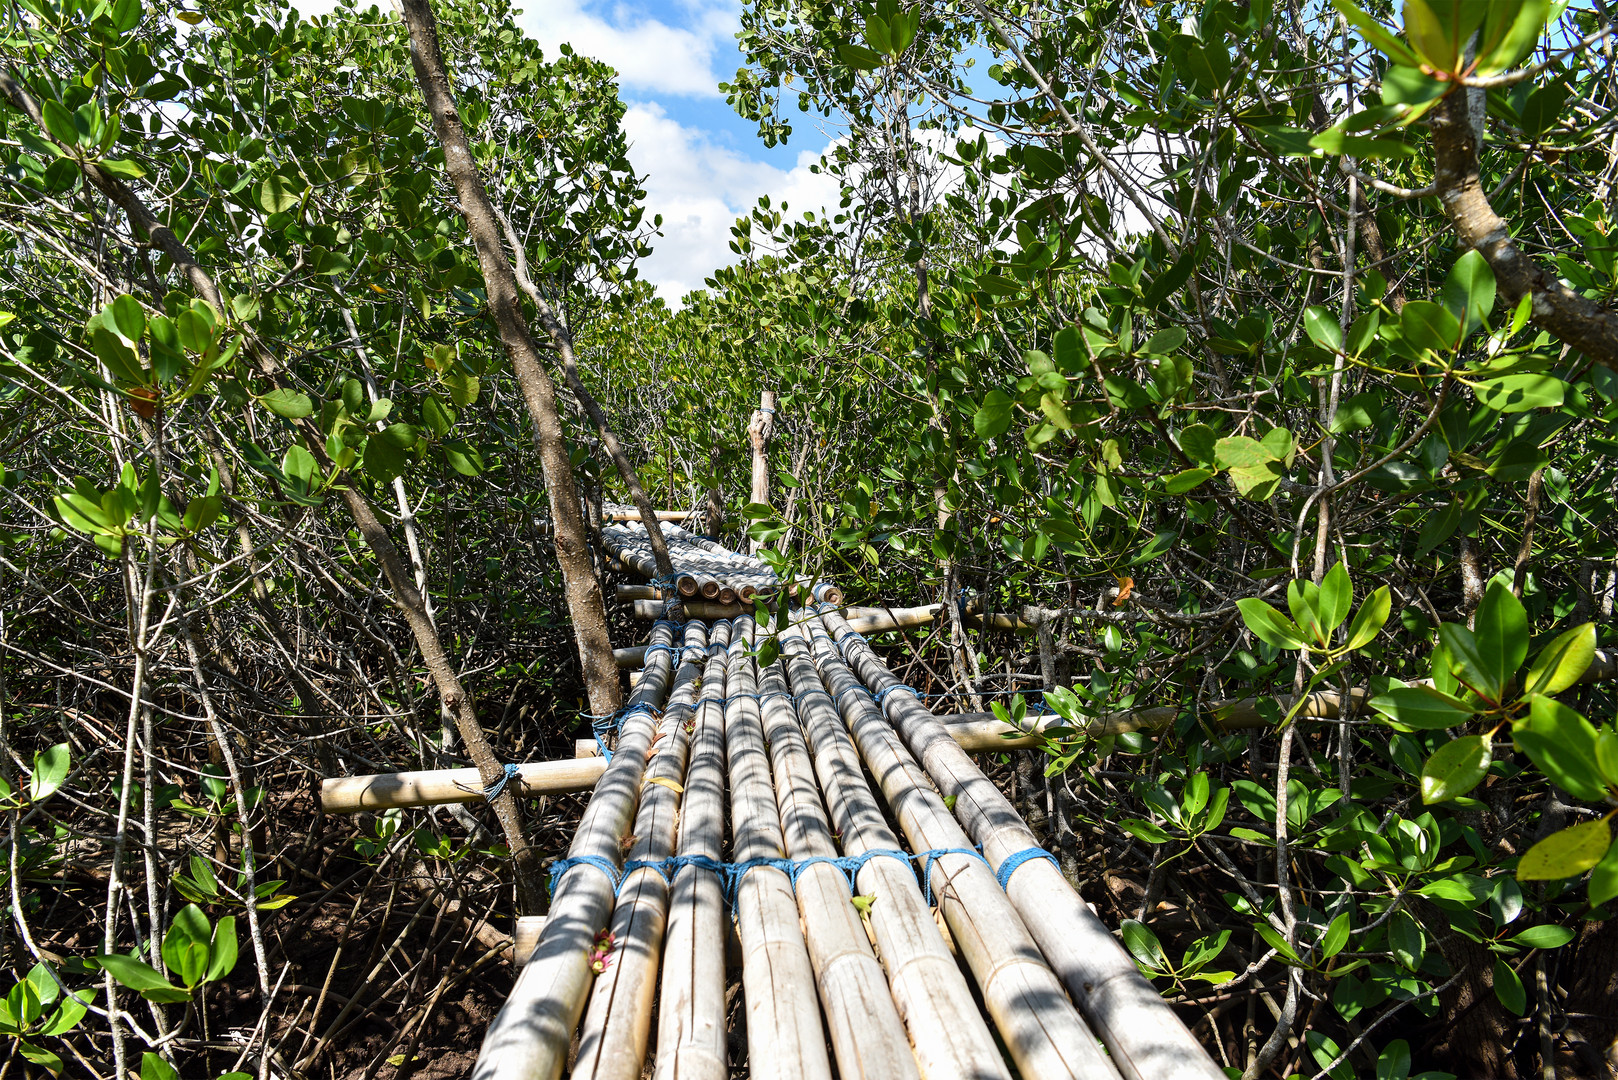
[470,522,1224,1080]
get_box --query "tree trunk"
[398,0,623,722]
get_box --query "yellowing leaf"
[645,776,683,794]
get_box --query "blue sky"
[295,0,843,301]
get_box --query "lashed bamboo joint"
[460,523,1222,1080]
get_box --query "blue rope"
[642,643,678,659]
[482,762,520,802]
[586,702,661,761]
[548,854,622,895]
[652,619,682,635]
[995,846,1061,891]
[759,691,794,706]
[919,847,990,906]
[838,631,867,647]
[834,683,875,710]
[874,684,923,708]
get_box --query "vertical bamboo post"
[655,622,733,1080]
[572,622,710,1079]
[473,621,680,1080]
[748,391,775,555]
[756,657,922,1080]
[775,628,1011,1080]
[722,617,832,1080]
[817,607,1226,1080]
[787,621,1111,1080]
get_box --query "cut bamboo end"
[513,916,547,968]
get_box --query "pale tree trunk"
[398,0,626,721]
[748,390,775,554]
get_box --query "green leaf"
[207,917,238,982]
[1343,586,1391,650]
[1303,306,1344,352]
[1525,623,1595,696]
[1400,300,1461,355]
[973,390,1015,439]
[1164,467,1213,494]
[98,158,147,180]
[104,295,146,343]
[1473,581,1527,693]
[439,370,480,407]
[1213,436,1275,470]
[258,389,314,420]
[442,439,485,477]
[28,743,69,801]
[1444,250,1496,333]
[836,43,885,70]
[1436,623,1501,703]
[140,1052,179,1080]
[1388,908,1423,971]
[863,13,892,54]
[18,1043,63,1074]
[1589,835,1618,907]
[1420,735,1491,803]
[421,394,455,437]
[96,955,188,1001]
[1475,0,1551,74]
[1119,818,1171,844]
[1179,424,1218,464]
[257,173,301,215]
[1494,957,1526,1014]
[1321,912,1351,959]
[1254,921,1303,965]
[93,327,145,383]
[1317,562,1353,633]
[40,99,79,146]
[363,433,410,484]
[1120,919,1167,970]
[1332,0,1423,66]
[1514,696,1609,802]
[1597,729,1618,790]
[1517,820,1612,881]
[1510,923,1575,950]
[1368,684,1476,729]
[1237,599,1308,650]
[1474,373,1566,414]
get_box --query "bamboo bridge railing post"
[816,606,1226,1080]
[721,618,832,1080]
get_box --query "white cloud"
[518,0,737,98]
[623,103,841,302]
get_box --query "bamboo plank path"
[470,523,1223,1080]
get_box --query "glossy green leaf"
[1343,586,1391,650]
[1514,696,1609,802]
[1494,957,1526,1014]
[1420,735,1491,803]
[258,389,314,420]
[1236,599,1307,650]
[1443,249,1496,333]
[1525,622,1595,696]
[1474,373,1566,414]
[1517,820,1611,881]
[1368,684,1476,729]
[973,390,1014,439]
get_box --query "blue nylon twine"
[996,846,1062,890]
[874,683,923,708]
[482,762,520,802]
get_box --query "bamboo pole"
[320,758,607,814]
[605,509,701,522]
[655,622,733,1080]
[573,623,712,1080]
[775,627,1010,1080]
[756,653,922,1080]
[471,621,681,1080]
[789,619,1114,1080]
[817,606,1224,1080]
[615,584,668,601]
[722,617,832,1080]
